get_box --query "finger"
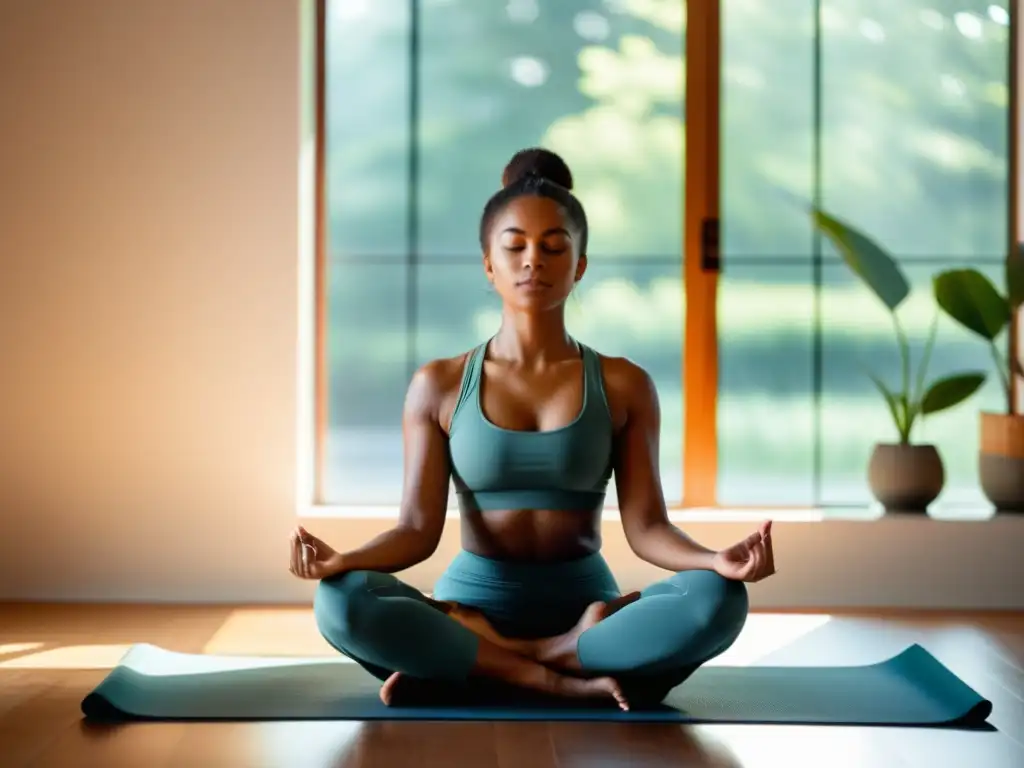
[310,559,327,580]
[295,532,307,575]
[297,530,320,562]
[748,542,765,581]
[731,544,755,580]
[302,542,316,579]
[294,533,309,578]
[724,537,756,560]
[310,550,334,581]
[299,526,325,550]
[760,519,772,538]
[729,540,753,561]
[290,531,300,575]
[737,555,758,582]
[763,533,776,575]
[758,541,770,577]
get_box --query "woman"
[288,148,776,711]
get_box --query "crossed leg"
[313,570,629,709]
[439,569,748,704]
[314,568,748,709]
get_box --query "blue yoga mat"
[80,642,991,726]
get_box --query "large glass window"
[319,0,1011,511]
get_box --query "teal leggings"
[314,550,748,704]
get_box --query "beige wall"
[1,0,1022,608]
[0,0,302,602]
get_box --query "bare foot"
[379,671,404,706]
[379,671,444,706]
[380,670,629,711]
[554,674,630,711]
[536,591,641,670]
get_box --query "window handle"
[701,217,720,273]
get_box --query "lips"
[517,278,552,288]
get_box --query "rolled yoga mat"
[80,643,992,727]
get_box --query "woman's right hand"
[711,520,776,583]
[289,526,345,580]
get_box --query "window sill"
[300,504,1002,523]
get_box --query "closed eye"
[503,245,566,254]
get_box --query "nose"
[522,243,545,270]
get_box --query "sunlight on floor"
[0,644,135,669]
[117,645,348,675]
[257,722,366,767]
[697,724,885,768]
[706,613,833,666]
[0,612,833,670]
[0,641,44,656]
[202,608,335,656]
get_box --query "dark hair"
[479,148,589,253]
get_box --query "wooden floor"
[1,605,1022,768]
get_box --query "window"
[718,0,1012,510]
[315,0,1013,513]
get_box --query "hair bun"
[502,148,574,191]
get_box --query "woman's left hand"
[289,526,345,580]
[711,520,776,583]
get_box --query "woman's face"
[483,195,587,312]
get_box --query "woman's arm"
[610,360,776,582]
[332,360,456,574]
[610,360,718,572]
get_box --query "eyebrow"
[501,227,572,238]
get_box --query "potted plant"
[813,210,987,512]
[933,248,1024,511]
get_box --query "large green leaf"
[1008,244,1024,308]
[813,210,909,312]
[932,269,1009,341]
[920,372,987,415]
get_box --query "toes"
[602,679,629,711]
[611,686,629,711]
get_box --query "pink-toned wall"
[1,0,1021,608]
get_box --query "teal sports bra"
[447,340,614,513]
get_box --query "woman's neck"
[490,307,576,366]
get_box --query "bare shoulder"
[406,350,474,430]
[597,354,656,394]
[594,352,659,427]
